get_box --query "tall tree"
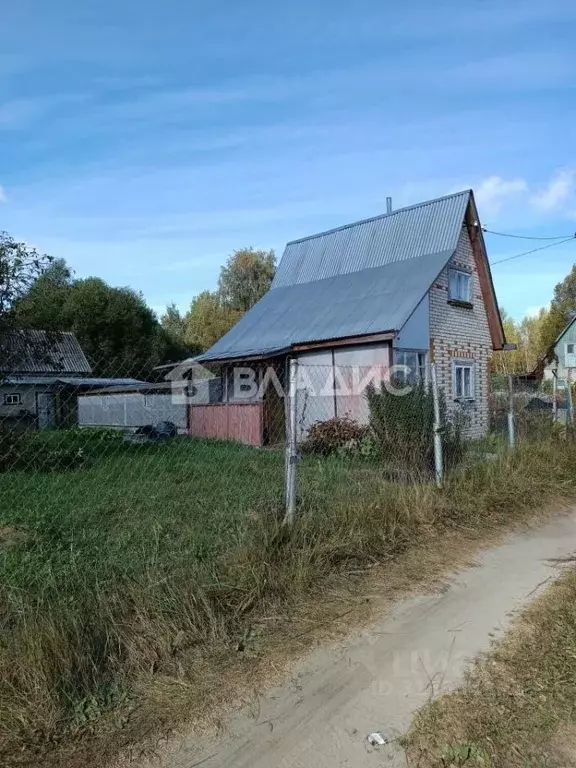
[184,291,242,352]
[13,258,73,332]
[0,231,54,325]
[218,247,276,312]
[540,265,576,358]
[491,307,549,374]
[161,303,187,347]
[14,264,186,379]
[0,231,55,370]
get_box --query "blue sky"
[1,0,575,321]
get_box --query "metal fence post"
[284,358,298,526]
[552,374,558,423]
[567,378,575,427]
[507,374,516,449]
[430,363,443,488]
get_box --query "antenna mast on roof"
[386,197,393,213]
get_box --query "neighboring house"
[543,315,576,382]
[179,190,506,445]
[0,330,141,428]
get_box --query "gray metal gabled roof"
[197,190,473,363]
[197,249,454,363]
[0,330,92,374]
[272,190,471,288]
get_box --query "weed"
[299,416,369,456]
[1,431,576,764]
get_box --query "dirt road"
[159,511,576,768]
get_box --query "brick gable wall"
[429,225,492,438]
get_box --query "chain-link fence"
[282,360,477,524]
[489,374,573,447]
[2,342,572,752]
[1,350,569,534]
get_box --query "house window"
[449,269,472,303]
[394,351,427,384]
[453,361,475,400]
[3,393,21,406]
[566,343,575,356]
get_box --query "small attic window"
[449,269,472,304]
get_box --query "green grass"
[404,567,576,768]
[0,429,394,757]
[3,428,576,765]
[1,432,285,585]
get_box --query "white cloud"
[0,185,7,203]
[474,175,528,215]
[523,304,549,318]
[531,169,576,211]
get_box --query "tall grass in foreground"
[1,433,576,760]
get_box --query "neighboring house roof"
[1,376,142,388]
[83,380,178,394]
[540,315,576,372]
[196,190,504,364]
[549,315,576,355]
[0,330,92,374]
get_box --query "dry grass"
[404,563,576,767]
[3,436,576,767]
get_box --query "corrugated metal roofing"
[0,330,92,374]
[3,376,143,387]
[196,190,473,363]
[197,249,453,362]
[58,377,144,388]
[272,190,471,288]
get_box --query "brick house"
[183,190,505,444]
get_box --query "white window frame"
[566,343,575,356]
[449,268,472,303]
[452,360,475,401]
[394,350,428,385]
[3,392,21,406]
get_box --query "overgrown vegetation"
[2,429,576,765]
[366,381,465,476]
[405,566,576,767]
[300,415,370,456]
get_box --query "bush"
[0,426,28,471]
[0,428,87,472]
[336,432,381,460]
[300,416,370,456]
[366,380,465,476]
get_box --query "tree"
[0,231,55,371]
[218,247,276,312]
[13,264,187,379]
[539,265,576,358]
[12,258,73,332]
[0,231,54,326]
[161,303,187,347]
[491,308,521,375]
[184,291,242,352]
[491,307,549,374]
[519,309,548,370]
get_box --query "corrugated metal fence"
[78,394,187,430]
